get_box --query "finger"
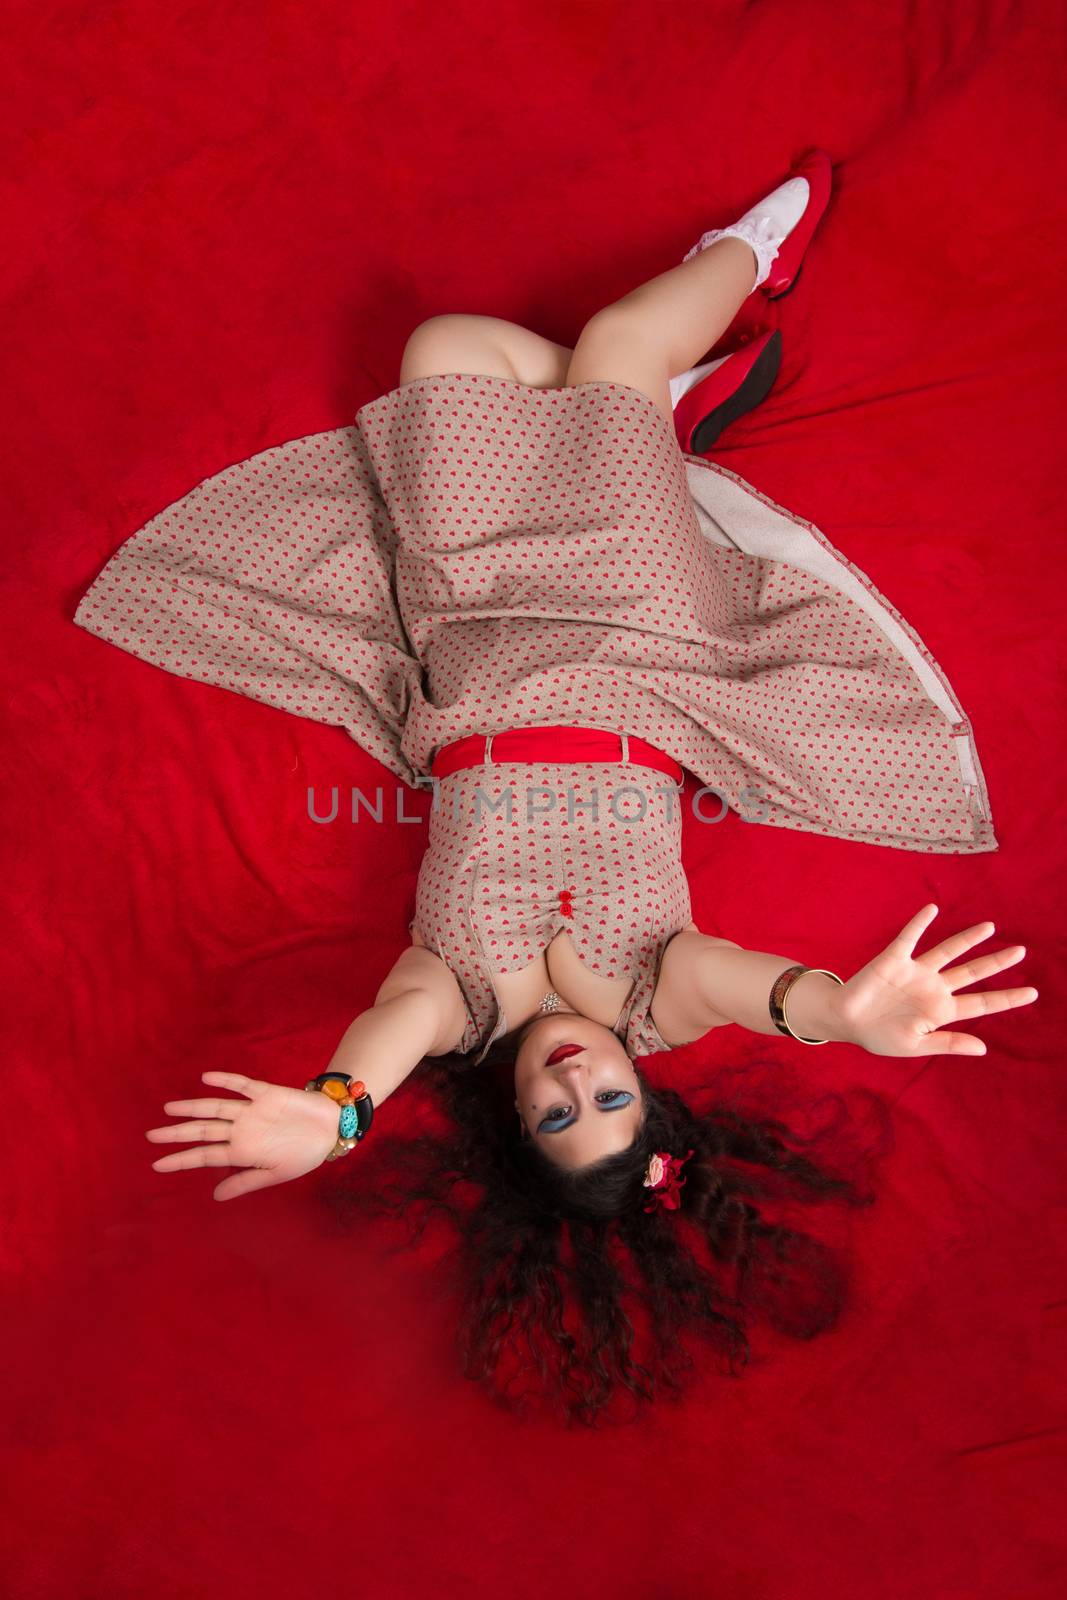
[890,903,940,959]
[950,986,1040,1021]
[213,1168,280,1203]
[940,947,1026,990]
[916,920,996,970]
[914,1031,987,1056]
[150,1144,235,1171]
[156,1098,240,1121]
[199,1071,269,1098]
[146,1119,235,1145]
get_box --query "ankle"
[686,231,763,291]
[717,225,774,291]
[731,235,762,292]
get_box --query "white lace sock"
[683,175,810,290]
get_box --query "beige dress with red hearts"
[73,371,998,1055]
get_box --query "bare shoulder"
[374,937,469,1057]
[649,924,738,1047]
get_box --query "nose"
[551,1060,585,1089]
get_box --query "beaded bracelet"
[304,1071,375,1161]
[768,964,845,1045]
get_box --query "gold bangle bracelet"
[769,964,845,1045]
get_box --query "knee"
[573,304,649,359]
[399,313,511,384]
[400,316,464,385]
[401,314,467,361]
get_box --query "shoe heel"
[764,259,805,302]
[674,329,782,456]
[758,148,832,298]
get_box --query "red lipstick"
[546,1044,582,1065]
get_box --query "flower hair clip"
[642,1148,695,1213]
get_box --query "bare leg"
[564,236,759,425]
[399,314,574,389]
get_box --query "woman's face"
[512,1008,643,1170]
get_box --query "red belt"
[430,724,684,783]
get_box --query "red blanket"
[4,2,1063,1595]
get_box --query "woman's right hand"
[145,1071,344,1202]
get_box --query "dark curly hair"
[321,1034,893,1427]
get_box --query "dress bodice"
[409,756,692,1061]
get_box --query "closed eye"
[538,1090,635,1134]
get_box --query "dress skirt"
[73,373,997,854]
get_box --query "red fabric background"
[3,2,1065,1595]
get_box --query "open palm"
[835,904,1039,1058]
[145,1072,341,1201]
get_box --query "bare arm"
[657,905,1038,1058]
[145,942,470,1202]
[314,943,470,1110]
[655,930,848,1044]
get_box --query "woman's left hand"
[833,903,1039,1058]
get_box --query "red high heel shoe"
[762,147,833,299]
[671,329,782,456]
[681,149,834,335]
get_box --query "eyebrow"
[539,1098,637,1135]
